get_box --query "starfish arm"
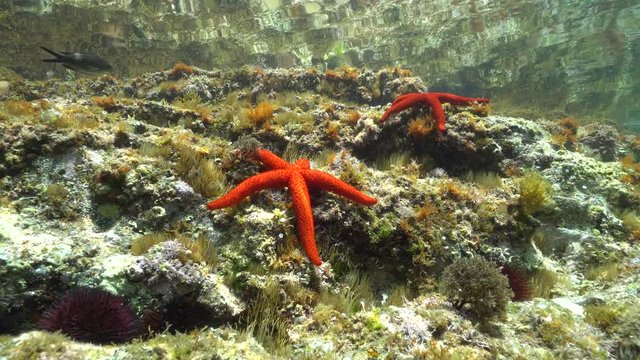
[207,170,291,210]
[391,93,421,105]
[302,170,378,205]
[253,149,291,170]
[288,172,322,266]
[428,97,447,132]
[380,95,429,123]
[433,92,490,105]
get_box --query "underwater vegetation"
[243,280,291,355]
[0,65,639,359]
[517,170,553,215]
[170,62,195,78]
[440,257,513,322]
[550,116,580,150]
[243,101,275,129]
[130,232,217,268]
[172,137,228,199]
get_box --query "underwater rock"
[580,123,622,162]
[384,306,431,343]
[198,275,245,320]
[1,66,639,359]
[0,122,80,176]
[127,240,243,327]
[127,240,206,304]
[0,211,107,334]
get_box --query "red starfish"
[380,92,490,132]
[207,149,377,266]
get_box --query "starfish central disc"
[207,149,377,266]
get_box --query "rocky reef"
[1,65,640,359]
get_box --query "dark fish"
[41,46,112,74]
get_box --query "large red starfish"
[207,149,377,266]
[380,92,490,132]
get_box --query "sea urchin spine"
[500,264,532,301]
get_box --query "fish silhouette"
[41,46,112,74]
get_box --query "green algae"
[0,332,99,360]
[317,271,375,315]
[368,213,399,244]
[517,170,553,216]
[245,300,291,355]
[440,257,513,322]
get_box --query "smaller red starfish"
[380,92,490,132]
[207,149,377,266]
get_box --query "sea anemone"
[39,288,140,344]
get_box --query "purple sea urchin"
[39,288,140,344]
[500,264,532,301]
